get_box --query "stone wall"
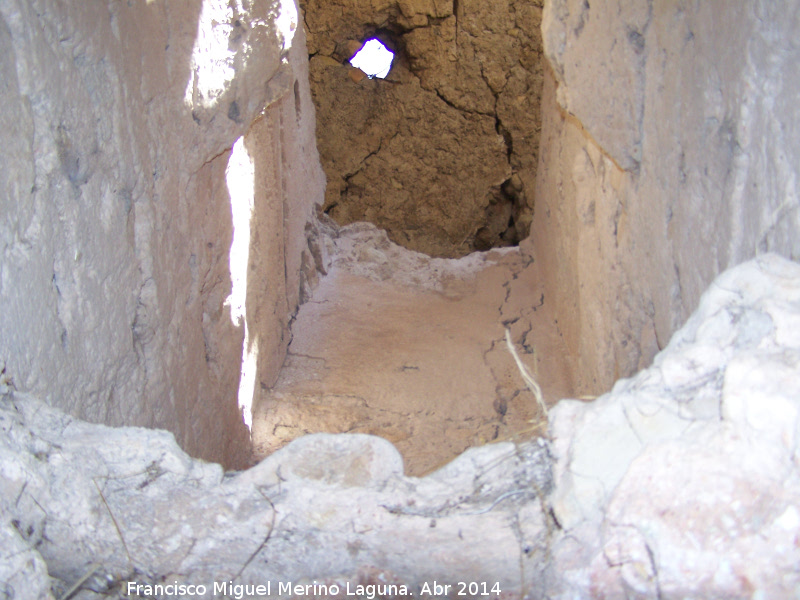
[303,0,546,257]
[0,0,324,468]
[533,0,800,394]
[545,253,800,598]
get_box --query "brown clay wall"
[303,0,546,257]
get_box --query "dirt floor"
[251,223,574,476]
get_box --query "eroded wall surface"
[303,0,545,257]
[0,0,324,468]
[533,0,800,393]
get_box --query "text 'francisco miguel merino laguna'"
[126,580,412,599]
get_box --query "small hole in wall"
[471,179,524,252]
[349,38,394,79]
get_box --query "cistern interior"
[1,0,799,598]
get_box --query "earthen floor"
[251,225,573,476]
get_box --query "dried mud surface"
[302,0,545,258]
[251,223,573,476]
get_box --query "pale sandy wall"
[0,0,324,467]
[532,0,800,394]
[242,35,327,403]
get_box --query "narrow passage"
[251,223,572,475]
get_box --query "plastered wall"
[532,0,800,393]
[0,0,324,468]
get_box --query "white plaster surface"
[0,390,552,598]
[0,0,324,467]
[547,254,800,599]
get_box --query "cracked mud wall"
[0,0,324,468]
[302,0,545,258]
[534,0,800,395]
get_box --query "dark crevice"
[473,180,521,251]
[495,116,514,160]
[334,132,398,217]
[299,2,313,49]
[430,87,493,118]
[343,131,395,181]
[453,0,460,48]
[432,88,461,112]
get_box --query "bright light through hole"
[225,137,258,431]
[350,39,394,79]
